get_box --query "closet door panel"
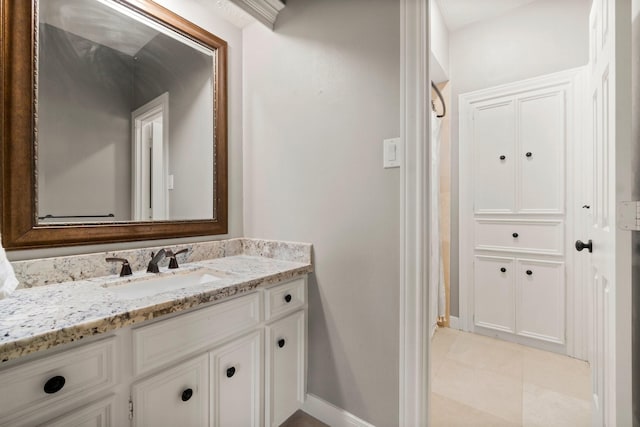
[473,100,516,214]
[474,256,515,333]
[518,90,566,213]
[515,259,565,344]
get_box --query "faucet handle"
[106,257,133,277]
[166,248,189,269]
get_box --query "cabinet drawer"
[40,395,115,427]
[0,337,116,424]
[264,278,306,321]
[475,220,564,255]
[516,259,565,344]
[133,293,260,376]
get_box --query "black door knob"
[512,233,519,238]
[526,152,532,157]
[284,294,292,303]
[226,366,236,378]
[278,338,286,348]
[526,270,533,276]
[575,239,593,253]
[500,267,506,273]
[499,155,506,160]
[43,375,66,394]
[181,388,193,402]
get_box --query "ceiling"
[435,0,539,31]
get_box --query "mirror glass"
[37,0,216,224]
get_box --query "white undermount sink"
[102,268,224,299]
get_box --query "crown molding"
[228,0,285,29]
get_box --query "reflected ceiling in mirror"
[37,0,215,224]
[0,0,227,249]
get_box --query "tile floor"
[280,410,328,427]
[430,327,591,427]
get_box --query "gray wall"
[38,24,133,222]
[242,1,400,425]
[134,33,214,220]
[448,0,591,316]
[10,0,244,261]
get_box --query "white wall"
[449,0,591,316]
[242,1,400,425]
[631,0,640,422]
[430,0,449,82]
[9,0,244,260]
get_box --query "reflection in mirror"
[37,0,215,224]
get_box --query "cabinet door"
[132,354,208,427]
[266,311,306,427]
[473,100,516,213]
[40,395,114,427]
[516,259,565,343]
[211,331,262,427]
[474,256,515,333]
[518,90,565,213]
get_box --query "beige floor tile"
[431,327,459,375]
[522,347,591,400]
[432,357,523,424]
[431,392,520,427]
[522,383,591,427]
[446,331,524,379]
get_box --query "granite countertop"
[0,239,313,364]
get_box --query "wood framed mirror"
[1,0,228,249]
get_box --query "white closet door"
[473,100,516,214]
[515,259,565,344]
[473,256,515,333]
[518,89,565,214]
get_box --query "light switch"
[383,137,401,168]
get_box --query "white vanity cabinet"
[128,276,307,427]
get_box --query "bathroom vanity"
[0,239,312,427]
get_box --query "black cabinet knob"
[278,338,286,348]
[526,270,533,276]
[181,388,193,402]
[526,152,532,157]
[500,267,506,273]
[499,155,506,160]
[43,375,65,394]
[512,233,519,238]
[226,367,236,378]
[284,294,292,303]
[575,239,593,253]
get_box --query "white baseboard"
[302,393,376,427]
[449,316,460,330]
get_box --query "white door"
[131,354,209,427]
[210,331,262,427]
[265,311,306,427]
[582,0,633,425]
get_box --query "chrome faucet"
[147,249,166,273]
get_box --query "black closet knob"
[284,294,292,303]
[278,338,286,348]
[526,152,532,157]
[181,388,193,402]
[226,367,236,378]
[512,233,519,238]
[43,375,65,394]
[500,267,506,273]
[526,270,533,276]
[499,155,506,160]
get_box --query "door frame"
[399,0,430,425]
[457,67,588,359]
[131,93,170,221]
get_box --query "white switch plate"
[383,137,401,168]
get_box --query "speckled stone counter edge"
[12,238,312,289]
